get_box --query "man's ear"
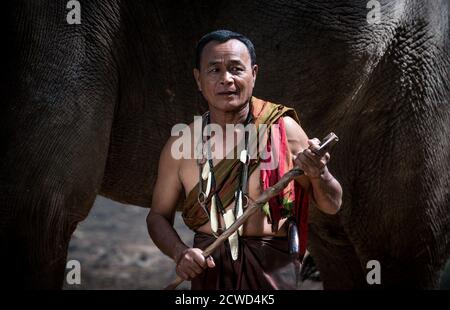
[193,68,202,92]
[252,65,258,85]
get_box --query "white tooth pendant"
[201,163,210,180]
[224,208,239,260]
[204,171,212,197]
[236,192,244,236]
[210,195,218,233]
[240,149,248,164]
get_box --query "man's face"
[194,39,258,112]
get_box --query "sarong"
[191,232,298,290]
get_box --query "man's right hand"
[175,248,216,281]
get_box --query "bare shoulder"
[156,135,183,188]
[160,135,181,164]
[164,120,197,162]
[283,116,309,154]
[151,134,184,214]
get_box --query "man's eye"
[231,67,243,72]
[209,68,219,73]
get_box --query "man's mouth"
[217,91,239,96]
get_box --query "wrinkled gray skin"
[1,0,449,289]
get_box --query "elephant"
[1,0,449,289]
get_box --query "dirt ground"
[63,196,323,290]
[64,196,193,290]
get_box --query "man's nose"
[220,71,234,85]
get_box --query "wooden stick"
[164,167,304,290]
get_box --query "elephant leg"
[307,215,440,289]
[308,221,367,289]
[1,217,77,289]
[353,244,442,289]
[0,80,116,288]
[0,132,112,289]
[0,0,120,288]
[0,115,115,289]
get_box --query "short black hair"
[195,30,256,69]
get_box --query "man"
[147,30,342,289]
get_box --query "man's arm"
[146,136,187,263]
[283,116,342,214]
[146,136,215,280]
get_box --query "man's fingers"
[176,267,190,281]
[305,149,330,168]
[177,255,204,278]
[185,265,200,279]
[191,251,203,262]
[295,152,315,171]
[193,253,215,269]
[316,152,330,167]
[303,149,318,161]
[308,138,321,151]
[302,151,323,169]
[177,262,197,279]
[192,249,212,268]
[189,260,204,274]
[189,269,201,280]
[206,256,215,268]
[308,138,320,145]
[321,152,331,165]
[294,153,306,170]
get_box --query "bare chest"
[179,157,262,202]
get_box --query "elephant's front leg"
[0,88,119,288]
[0,106,116,288]
[0,0,121,289]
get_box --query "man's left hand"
[294,138,331,179]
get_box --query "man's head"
[194,30,258,112]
